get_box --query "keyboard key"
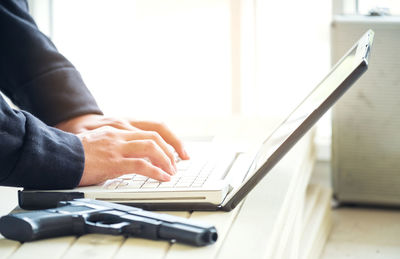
[202,161,217,173]
[158,181,176,188]
[198,170,211,176]
[179,170,201,177]
[104,179,122,189]
[195,176,208,182]
[169,176,181,182]
[193,179,206,186]
[177,181,195,187]
[147,178,161,183]
[118,174,135,180]
[118,180,130,187]
[179,176,197,182]
[175,181,191,187]
[141,182,160,188]
[177,160,191,171]
[133,175,149,181]
[117,181,144,189]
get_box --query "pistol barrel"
[158,222,218,246]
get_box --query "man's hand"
[55,114,190,186]
[77,126,177,186]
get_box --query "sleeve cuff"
[9,111,85,189]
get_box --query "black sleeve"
[0,0,101,189]
[0,0,103,126]
[0,94,84,189]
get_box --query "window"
[358,0,400,15]
[29,0,331,119]
[337,0,400,15]
[51,0,233,117]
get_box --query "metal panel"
[331,16,400,205]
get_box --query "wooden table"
[0,117,322,259]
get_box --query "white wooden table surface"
[308,161,400,259]
[0,117,316,259]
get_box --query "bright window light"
[52,0,232,118]
[47,0,331,120]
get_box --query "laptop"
[19,30,374,211]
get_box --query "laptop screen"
[251,33,371,177]
[222,30,373,210]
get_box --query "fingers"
[65,115,189,161]
[121,139,176,176]
[121,131,177,169]
[119,159,171,182]
[128,120,190,160]
[75,118,189,187]
[77,127,175,186]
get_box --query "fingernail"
[172,160,177,170]
[171,165,177,175]
[163,173,171,181]
[183,149,190,159]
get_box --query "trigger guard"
[85,221,131,235]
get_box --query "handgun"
[0,198,217,246]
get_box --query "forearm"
[0,0,102,126]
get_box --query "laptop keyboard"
[102,153,235,190]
